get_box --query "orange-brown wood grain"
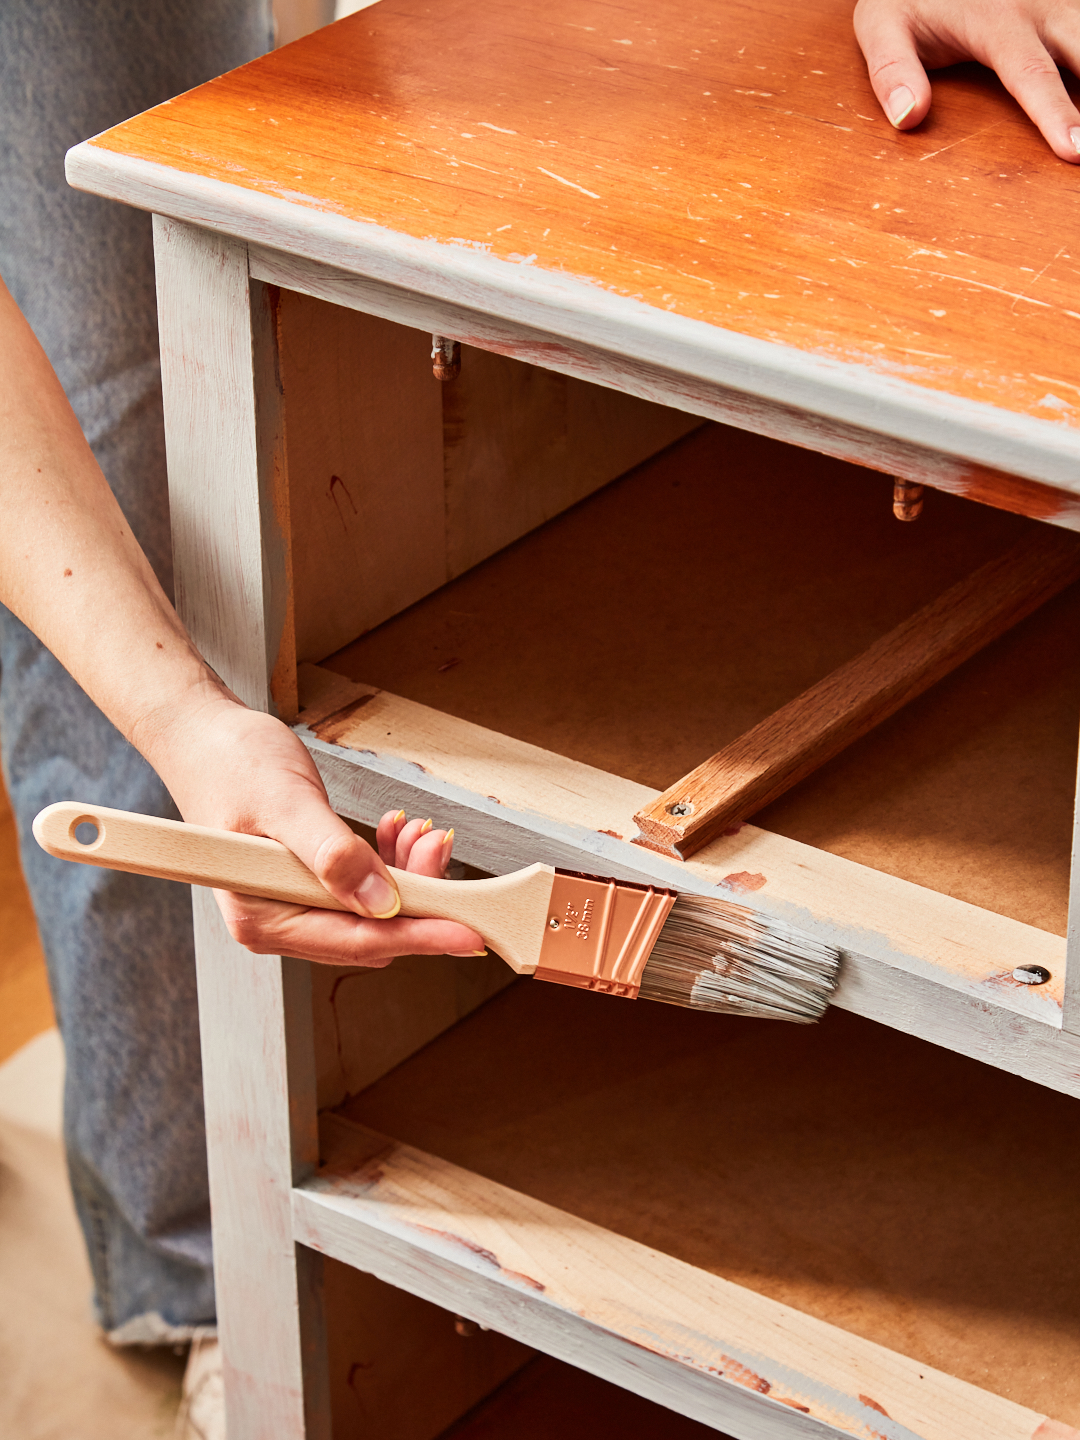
[86,0,1080,426]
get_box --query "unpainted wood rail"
[634,528,1080,860]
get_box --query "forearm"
[0,276,483,954]
[0,277,229,759]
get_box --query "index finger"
[989,31,1080,162]
[853,0,934,130]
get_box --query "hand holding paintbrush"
[34,802,841,1024]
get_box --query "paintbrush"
[33,801,840,1023]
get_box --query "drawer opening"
[272,287,700,719]
[309,981,1080,1434]
[307,420,1079,942]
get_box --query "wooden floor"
[0,774,53,1065]
[0,765,189,1438]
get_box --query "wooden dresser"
[68,1,1080,1435]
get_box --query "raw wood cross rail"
[634,528,1080,859]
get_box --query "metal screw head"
[548,917,560,930]
[1012,964,1051,985]
[668,801,694,818]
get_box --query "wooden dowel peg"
[893,479,924,521]
[432,335,461,380]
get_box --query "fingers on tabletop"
[992,11,1080,162]
[853,0,934,129]
[855,0,1080,161]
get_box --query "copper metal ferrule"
[533,871,678,998]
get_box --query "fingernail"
[393,809,406,824]
[451,949,489,957]
[441,827,455,859]
[1071,127,1080,155]
[887,86,915,125]
[420,818,433,834]
[356,869,400,919]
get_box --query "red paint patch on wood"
[313,692,378,745]
[503,1268,547,1292]
[859,1394,891,1417]
[709,1355,771,1394]
[413,1226,546,1291]
[597,829,624,840]
[721,871,767,893]
[415,1225,501,1269]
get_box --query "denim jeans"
[0,0,272,1342]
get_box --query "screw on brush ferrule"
[533,871,678,997]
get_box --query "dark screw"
[1012,965,1051,985]
[668,801,693,818]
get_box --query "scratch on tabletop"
[453,157,503,176]
[892,267,1053,309]
[1032,373,1080,397]
[919,120,1007,161]
[537,166,601,199]
[1010,246,1066,312]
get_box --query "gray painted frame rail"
[67,142,1080,509]
[155,216,331,1440]
[302,732,1080,1099]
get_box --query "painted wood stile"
[153,215,331,1440]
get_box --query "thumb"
[854,0,932,130]
[273,789,401,920]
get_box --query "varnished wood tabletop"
[81,0,1080,431]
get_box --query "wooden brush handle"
[32,801,554,973]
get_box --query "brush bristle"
[640,893,840,1023]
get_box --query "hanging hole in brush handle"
[32,800,343,906]
[72,818,102,848]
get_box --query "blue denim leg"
[0,0,272,1338]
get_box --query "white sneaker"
[176,1329,226,1440]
